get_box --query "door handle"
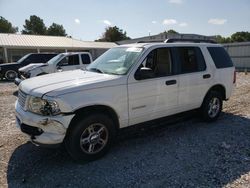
[203,74,211,79]
[165,80,177,85]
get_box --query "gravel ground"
[0,73,250,188]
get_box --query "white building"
[0,33,117,63]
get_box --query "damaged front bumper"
[15,101,74,146]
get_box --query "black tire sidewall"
[65,114,115,161]
[202,91,222,122]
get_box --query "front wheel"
[65,114,115,161]
[5,70,18,81]
[201,91,223,122]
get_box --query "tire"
[5,70,18,81]
[201,91,223,122]
[65,113,115,162]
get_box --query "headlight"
[28,96,61,116]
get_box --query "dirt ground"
[0,73,250,187]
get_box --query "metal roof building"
[224,42,250,71]
[0,33,117,63]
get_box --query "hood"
[19,69,124,97]
[19,63,46,72]
[0,62,19,67]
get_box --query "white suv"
[15,40,235,161]
[15,52,92,84]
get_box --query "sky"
[0,0,250,41]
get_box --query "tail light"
[233,70,236,84]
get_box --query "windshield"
[86,47,143,75]
[47,54,65,65]
[17,54,30,63]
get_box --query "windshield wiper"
[88,68,104,74]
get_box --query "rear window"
[208,47,234,68]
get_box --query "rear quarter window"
[208,47,234,68]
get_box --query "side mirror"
[135,67,154,80]
[57,66,63,72]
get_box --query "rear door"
[177,46,211,110]
[128,47,179,125]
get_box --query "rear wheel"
[201,91,222,122]
[65,114,115,161]
[5,70,18,81]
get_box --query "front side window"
[58,55,79,66]
[87,47,143,75]
[135,48,172,80]
[177,47,206,73]
[47,54,65,65]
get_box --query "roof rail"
[164,38,217,44]
[136,40,163,43]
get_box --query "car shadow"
[7,112,250,187]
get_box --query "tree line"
[0,15,67,36]
[0,15,250,43]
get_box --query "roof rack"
[164,38,217,44]
[136,40,163,43]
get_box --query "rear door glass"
[176,47,206,74]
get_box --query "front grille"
[18,90,27,108]
[20,123,43,136]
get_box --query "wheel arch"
[67,105,120,134]
[202,84,226,106]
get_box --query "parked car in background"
[0,53,57,81]
[15,52,92,85]
[15,40,235,161]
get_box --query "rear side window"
[177,47,206,73]
[81,54,91,64]
[208,47,234,68]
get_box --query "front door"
[56,54,81,72]
[128,47,179,126]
